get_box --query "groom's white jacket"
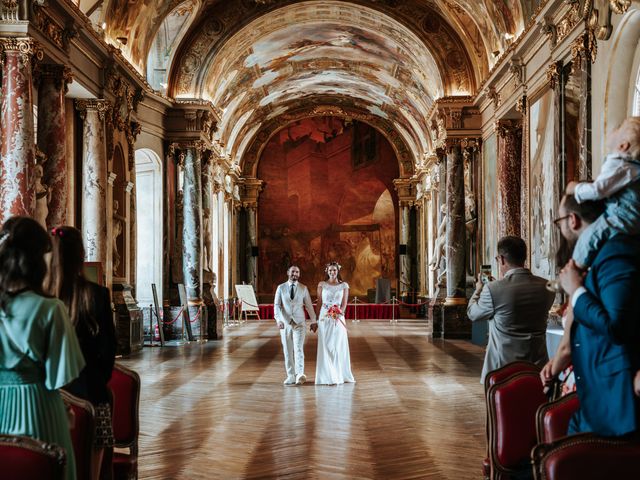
[274,281,316,325]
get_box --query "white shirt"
[574,153,640,202]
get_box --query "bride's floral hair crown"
[325,261,341,272]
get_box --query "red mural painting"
[257,117,399,298]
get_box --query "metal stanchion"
[352,297,360,323]
[390,296,398,324]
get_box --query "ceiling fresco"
[199,5,444,166]
[90,0,536,172]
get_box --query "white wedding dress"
[315,281,356,385]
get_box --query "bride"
[313,261,355,385]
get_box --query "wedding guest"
[0,216,85,480]
[555,194,640,436]
[46,226,117,479]
[467,236,555,383]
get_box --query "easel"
[149,283,165,346]
[235,284,261,322]
[177,284,195,342]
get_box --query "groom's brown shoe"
[296,374,306,385]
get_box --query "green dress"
[0,291,85,480]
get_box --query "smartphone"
[480,264,492,284]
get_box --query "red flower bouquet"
[326,305,343,321]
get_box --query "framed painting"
[529,88,558,279]
[482,132,498,274]
[83,262,104,286]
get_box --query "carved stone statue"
[112,200,125,275]
[429,204,447,282]
[202,207,212,272]
[33,163,51,228]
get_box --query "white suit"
[274,281,316,380]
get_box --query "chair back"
[487,371,548,479]
[535,392,580,444]
[61,389,96,480]
[108,363,141,454]
[532,432,640,480]
[482,361,541,478]
[0,434,66,480]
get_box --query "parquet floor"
[118,321,487,479]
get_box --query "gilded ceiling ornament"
[545,61,563,90]
[485,87,500,109]
[539,16,557,47]
[515,95,527,115]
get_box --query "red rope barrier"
[162,306,184,325]
[189,306,202,323]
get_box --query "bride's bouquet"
[326,305,343,321]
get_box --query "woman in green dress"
[0,216,85,480]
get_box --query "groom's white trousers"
[280,321,305,378]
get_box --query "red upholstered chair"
[108,363,141,480]
[60,389,97,480]
[482,362,541,479]
[486,371,548,479]
[0,434,66,480]
[532,432,640,480]
[535,392,580,444]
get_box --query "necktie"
[290,283,295,300]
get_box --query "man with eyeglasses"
[545,194,640,437]
[467,236,555,383]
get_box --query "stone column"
[497,121,522,238]
[75,99,111,265]
[182,146,203,301]
[0,38,41,223]
[445,143,466,301]
[36,64,72,229]
[399,202,411,296]
[246,206,258,290]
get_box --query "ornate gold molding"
[545,61,563,90]
[515,95,527,115]
[0,37,43,67]
[34,64,73,93]
[74,99,112,121]
[570,31,597,72]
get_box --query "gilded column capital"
[34,64,73,93]
[74,99,112,121]
[0,37,43,67]
[545,61,563,91]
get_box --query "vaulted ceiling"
[88,0,538,171]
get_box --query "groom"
[274,265,316,386]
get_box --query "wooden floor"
[119,321,487,479]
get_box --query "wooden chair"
[0,434,66,480]
[483,361,541,479]
[108,363,141,480]
[532,432,640,480]
[535,392,580,444]
[61,389,97,480]
[486,371,548,479]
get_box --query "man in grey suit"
[274,265,316,386]
[467,236,555,383]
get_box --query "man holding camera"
[467,236,555,383]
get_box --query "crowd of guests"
[0,218,117,480]
[469,116,640,439]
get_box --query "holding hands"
[310,322,318,333]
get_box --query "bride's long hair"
[324,261,343,282]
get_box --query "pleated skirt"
[0,383,77,480]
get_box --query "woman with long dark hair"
[45,226,117,480]
[0,216,85,480]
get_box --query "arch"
[135,148,163,306]
[241,104,415,178]
[602,8,640,158]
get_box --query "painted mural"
[482,133,498,273]
[200,3,445,164]
[257,117,399,298]
[529,90,557,279]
